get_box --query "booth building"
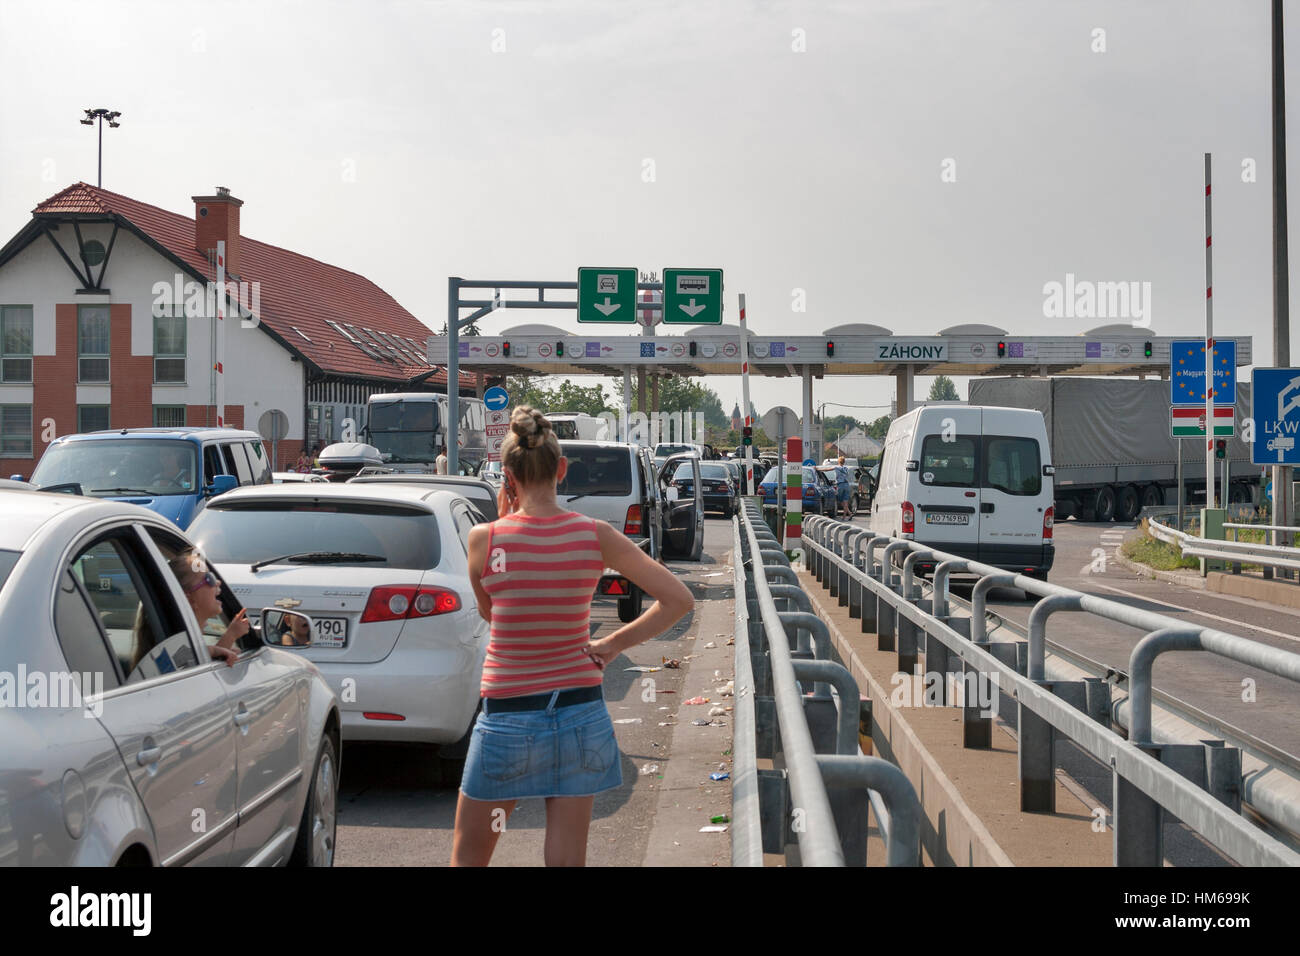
[0,182,475,477]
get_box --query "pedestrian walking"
[451,406,692,867]
[836,455,852,518]
[435,445,449,475]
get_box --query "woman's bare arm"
[466,523,493,623]
[586,521,693,665]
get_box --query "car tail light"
[1043,505,1054,540]
[623,504,643,535]
[901,501,915,534]
[361,585,461,623]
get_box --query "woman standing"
[452,407,693,867]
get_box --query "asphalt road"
[333,517,738,867]
[839,511,1300,756]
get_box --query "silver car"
[0,490,340,866]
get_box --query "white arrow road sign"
[595,297,621,316]
[679,298,706,318]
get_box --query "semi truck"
[364,392,487,474]
[967,377,1259,522]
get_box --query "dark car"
[759,464,836,515]
[674,460,737,517]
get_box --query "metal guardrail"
[731,502,921,866]
[803,512,1300,866]
[1148,516,1300,573]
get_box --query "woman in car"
[452,406,693,867]
[167,551,249,664]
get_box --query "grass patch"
[1122,531,1200,572]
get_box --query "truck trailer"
[967,377,1258,522]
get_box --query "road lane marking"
[1089,582,1300,645]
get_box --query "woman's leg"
[451,793,517,866]
[542,795,596,866]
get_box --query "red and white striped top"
[479,511,606,698]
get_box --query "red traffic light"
[997,341,1007,358]
[502,341,511,357]
[826,341,835,357]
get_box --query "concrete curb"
[1111,531,1207,589]
[801,580,1014,867]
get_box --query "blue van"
[26,427,272,529]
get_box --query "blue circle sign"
[484,386,509,411]
[802,458,815,467]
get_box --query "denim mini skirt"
[460,693,623,801]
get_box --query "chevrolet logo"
[274,597,302,609]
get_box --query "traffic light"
[826,340,835,358]
[502,341,511,358]
[1144,340,1152,359]
[555,340,564,358]
[688,341,697,357]
[742,425,753,447]
[1215,439,1226,460]
[997,341,1006,358]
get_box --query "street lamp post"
[79,108,121,188]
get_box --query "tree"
[655,376,727,428]
[502,375,615,417]
[438,318,483,336]
[864,415,892,441]
[928,375,959,402]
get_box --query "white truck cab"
[871,405,1055,579]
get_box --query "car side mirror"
[904,460,919,472]
[259,608,316,647]
[1042,465,1056,476]
[206,474,239,497]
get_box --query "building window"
[153,313,186,384]
[0,306,33,383]
[78,405,110,433]
[153,405,186,428]
[78,305,110,383]
[0,405,32,457]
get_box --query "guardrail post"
[1114,748,1164,866]
[758,768,789,854]
[897,552,933,678]
[1018,684,1056,812]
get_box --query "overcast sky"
[0,0,1295,421]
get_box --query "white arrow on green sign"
[663,268,723,324]
[578,267,638,323]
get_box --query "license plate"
[925,513,969,525]
[312,617,348,648]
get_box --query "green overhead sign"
[663,268,723,324]
[577,267,638,323]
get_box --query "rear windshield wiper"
[91,487,152,495]
[251,551,386,573]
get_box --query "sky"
[0,0,1295,423]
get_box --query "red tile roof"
[28,182,473,389]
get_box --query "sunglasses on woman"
[184,571,219,593]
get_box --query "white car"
[187,484,488,761]
[273,471,329,483]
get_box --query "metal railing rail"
[802,512,1300,867]
[1148,516,1300,573]
[935,584,1300,850]
[730,503,921,866]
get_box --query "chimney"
[192,186,243,275]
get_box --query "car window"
[70,535,199,684]
[144,526,254,653]
[221,442,254,485]
[54,569,123,691]
[557,446,632,496]
[244,440,271,484]
[452,504,475,553]
[920,435,978,488]
[984,436,1042,496]
[30,439,199,498]
[191,500,442,570]
[204,444,228,484]
[0,548,19,597]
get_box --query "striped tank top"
[479,510,606,698]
